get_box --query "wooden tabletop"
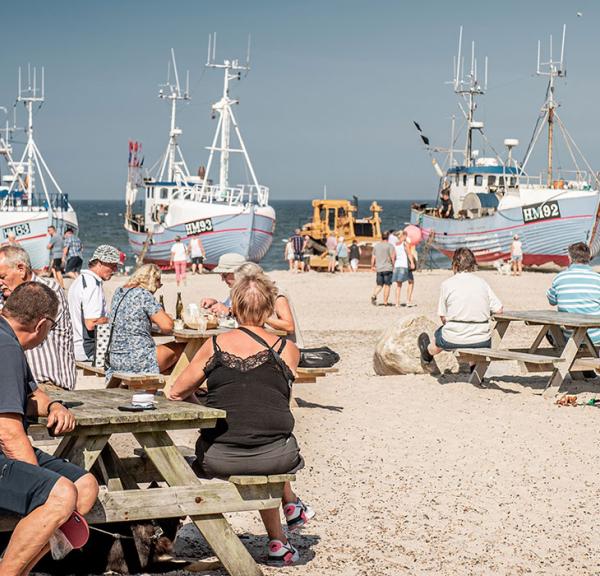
[173,328,228,340]
[494,309,600,328]
[36,388,225,431]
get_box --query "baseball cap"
[91,244,121,264]
[213,253,247,273]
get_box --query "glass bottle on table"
[159,294,165,310]
[175,292,184,329]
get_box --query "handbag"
[298,346,340,368]
[95,288,135,370]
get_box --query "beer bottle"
[175,292,183,320]
[159,294,165,310]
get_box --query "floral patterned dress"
[107,287,162,376]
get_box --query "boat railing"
[0,191,71,212]
[171,183,270,207]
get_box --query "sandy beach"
[72,267,600,576]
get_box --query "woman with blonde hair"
[107,264,183,376]
[169,273,313,566]
[235,262,303,346]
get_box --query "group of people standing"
[169,235,206,286]
[46,225,84,289]
[371,229,416,307]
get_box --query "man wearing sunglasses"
[0,245,76,390]
[0,282,98,573]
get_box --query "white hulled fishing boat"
[125,42,275,268]
[0,67,78,269]
[411,27,600,267]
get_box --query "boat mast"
[201,33,264,201]
[158,49,190,182]
[453,28,487,168]
[536,25,566,186]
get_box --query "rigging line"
[555,114,600,188]
[521,79,552,168]
[554,114,579,175]
[521,109,548,172]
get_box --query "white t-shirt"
[388,233,399,246]
[189,238,204,258]
[68,270,107,361]
[438,272,502,344]
[394,243,408,268]
[511,240,523,256]
[171,242,188,262]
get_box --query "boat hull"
[411,194,600,266]
[127,206,275,267]
[0,210,78,270]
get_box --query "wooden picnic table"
[457,309,600,398]
[17,388,291,576]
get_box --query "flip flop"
[58,511,90,549]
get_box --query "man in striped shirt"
[547,242,600,348]
[0,245,76,390]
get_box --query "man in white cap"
[68,244,121,361]
[200,252,247,316]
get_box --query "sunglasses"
[44,317,57,331]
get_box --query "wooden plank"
[133,431,263,576]
[456,348,565,364]
[495,310,600,328]
[571,358,600,371]
[228,476,268,486]
[294,376,317,384]
[267,474,296,483]
[543,327,589,398]
[469,319,509,387]
[54,434,110,470]
[165,339,205,396]
[296,367,339,374]
[75,361,105,377]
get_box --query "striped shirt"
[25,274,77,390]
[64,235,83,259]
[547,264,600,343]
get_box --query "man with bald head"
[0,245,76,390]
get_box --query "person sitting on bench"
[418,248,503,363]
[0,282,98,575]
[169,273,313,567]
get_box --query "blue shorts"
[376,271,393,286]
[392,267,413,283]
[0,448,87,517]
[434,327,491,351]
[512,254,522,262]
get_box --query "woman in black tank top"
[168,272,314,566]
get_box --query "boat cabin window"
[328,208,336,226]
[474,175,483,186]
[454,173,459,185]
[462,174,467,186]
[354,222,373,237]
[498,176,505,186]
[488,175,496,186]
[160,187,169,200]
[146,189,151,199]
[510,176,517,187]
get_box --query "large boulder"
[373,314,466,375]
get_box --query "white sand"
[75,268,600,575]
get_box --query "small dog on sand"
[493,259,511,276]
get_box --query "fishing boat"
[0,67,78,269]
[411,27,600,267]
[125,42,275,268]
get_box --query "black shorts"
[65,256,83,273]
[293,252,303,262]
[376,271,393,286]
[51,258,63,272]
[0,448,87,516]
[191,256,204,265]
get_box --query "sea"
[72,199,450,271]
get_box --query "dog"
[493,259,511,276]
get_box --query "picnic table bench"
[13,388,291,576]
[76,361,165,391]
[456,310,600,398]
[295,366,339,384]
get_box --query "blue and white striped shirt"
[547,263,600,343]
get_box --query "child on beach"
[170,236,188,287]
[511,234,523,276]
[285,238,294,271]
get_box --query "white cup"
[132,393,155,408]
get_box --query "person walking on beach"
[285,237,294,272]
[418,248,502,364]
[302,235,312,272]
[392,230,416,307]
[189,235,206,275]
[370,231,395,306]
[388,229,399,246]
[63,227,83,279]
[336,237,350,272]
[291,229,304,272]
[511,234,523,276]
[47,225,65,289]
[326,232,338,273]
[170,236,188,287]
[349,239,361,272]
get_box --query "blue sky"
[0,0,597,200]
